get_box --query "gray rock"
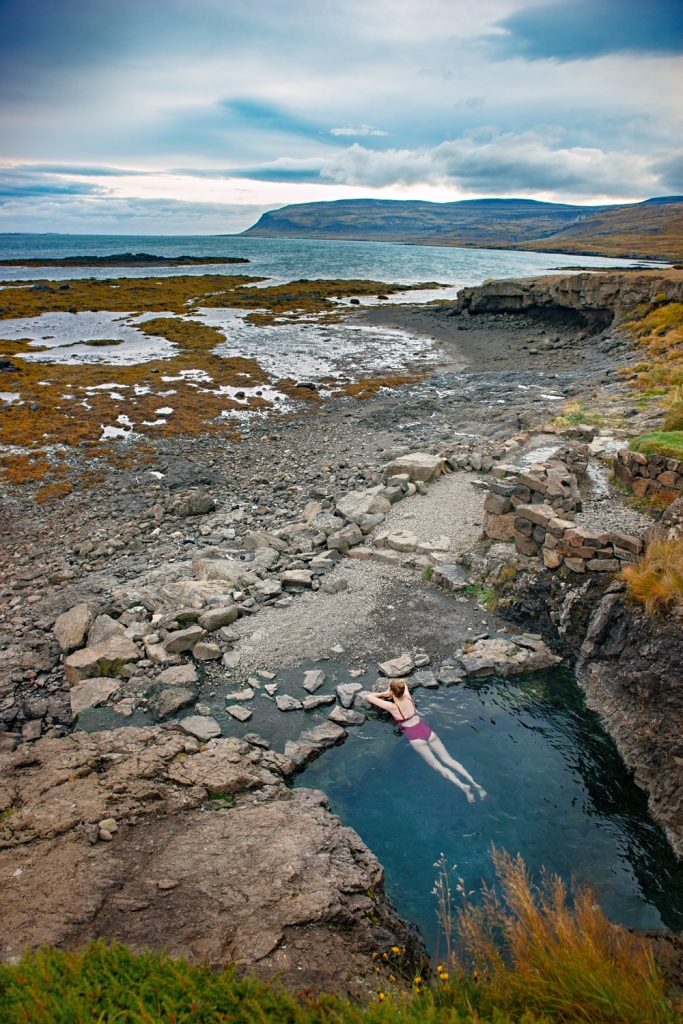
[284,721,348,768]
[53,603,92,654]
[336,682,363,708]
[226,687,255,702]
[328,706,366,726]
[180,715,222,740]
[321,577,349,595]
[275,694,303,712]
[192,641,222,661]
[378,653,414,678]
[149,686,196,719]
[435,664,466,685]
[198,606,239,631]
[279,570,313,589]
[458,636,561,678]
[87,614,126,647]
[303,670,326,693]
[222,651,241,669]
[226,705,252,722]
[386,531,418,553]
[382,452,445,483]
[335,489,391,523]
[431,564,470,593]
[157,664,198,687]
[165,625,206,654]
[252,579,283,599]
[243,733,271,749]
[70,678,121,717]
[168,489,216,517]
[303,694,336,711]
[412,669,438,689]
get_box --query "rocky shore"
[1,268,682,984]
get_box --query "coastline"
[1,267,682,989]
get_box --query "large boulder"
[192,558,259,588]
[382,452,446,483]
[64,637,141,685]
[53,603,92,654]
[168,489,216,517]
[87,614,125,647]
[457,635,561,678]
[335,489,391,524]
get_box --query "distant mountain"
[242,196,683,261]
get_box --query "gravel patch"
[230,472,487,671]
[381,470,484,554]
[575,498,652,537]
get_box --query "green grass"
[463,584,498,611]
[630,431,683,460]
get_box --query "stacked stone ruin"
[615,448,683,497]
[482,448,644,572]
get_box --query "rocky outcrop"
[498,566,683,858]
[576,587,683,858]
[456,271,683,321]
[0,726,423,993]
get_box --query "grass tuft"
[630,431,683,460]
[621,538,683,614]
[451,847,680,1024]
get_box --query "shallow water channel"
[78,662,683,952]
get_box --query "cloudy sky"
[1,0,681,233]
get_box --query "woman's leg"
[409,739,475,802]
[428,734,487,798]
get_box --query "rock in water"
[336,682,362,708]
[378,653,415,677]
[303,670,326,693]
[226,705,252,722]
[70,678,121,717]
[275,694,303,712]
[179,716,222,740]
[328,707,366,726]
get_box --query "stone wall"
[482,450,644,572]
[615,448,683,498]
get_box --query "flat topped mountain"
[243,196,683,261]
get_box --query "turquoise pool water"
[297,669,683,952]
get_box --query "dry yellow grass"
[452,848,679,1024]
[622,538,683,614]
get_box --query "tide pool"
[297,669,683,953]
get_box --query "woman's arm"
[365,693,398,715]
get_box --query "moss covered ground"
[0,275,429,488]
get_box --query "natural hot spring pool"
[296,668,683,952]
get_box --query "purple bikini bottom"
[399,719,433,742]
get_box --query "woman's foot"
[476,786,487,801]
[464,786,476,804]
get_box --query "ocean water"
[0,233,660,287]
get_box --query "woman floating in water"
[366,679,486,804]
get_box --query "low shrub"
[662,402,683,431]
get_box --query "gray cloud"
[0,193,269,234]
[319,134,672,197]
[493,0,683,61]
